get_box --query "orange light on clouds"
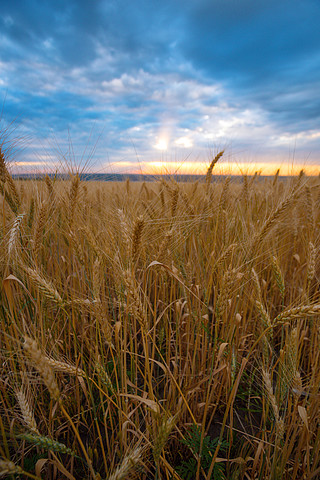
[15,162,49,166]
[214,162,320,176]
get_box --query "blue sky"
[1,0,320,174]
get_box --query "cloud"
[0,0,319,172]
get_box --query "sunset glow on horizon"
[107,160,320,177]
[13,157,320,178]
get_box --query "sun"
[154,136,168,151]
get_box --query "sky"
[1,0,320,175]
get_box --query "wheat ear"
[305,185,314,233]
[45,357,86,378]
[272,168,280,187]
[307,241,316,289]
[205,150,224,194]
[250,187,302,256]
[0,459,23,477]
[125,177,130,196]
[107,446,142,480]
[170,184,179,217]
[26,267,64,307]
[6,174,20,209]
[131,215,144,264]
[274,304,320,324]
[279,327,302,402]
[271,255,285,302]
[45,174,54,198]
[16,388,39,434]
[157,228,174,260]
[95,362,115,394]
[19,433,75,455]
[0,183,19,214]
[153,415,177,463]
[262,369,285,440]
[23,336,60,401]
[8,214,25,259]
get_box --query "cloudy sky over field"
[1,0,320,174]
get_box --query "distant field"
[13,172,295,182]
[1,152,320,479]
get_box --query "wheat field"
[1,150,320,479]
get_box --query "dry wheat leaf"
[120,393,160,413]
[35,458,49,477]
[298,405,308,429]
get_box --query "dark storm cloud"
[180,0,320,128]
[182,0,320,81]
[0,0,181,68]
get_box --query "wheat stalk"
[157,228,173,260]
[218,176,231,211]
[69,230,86,265]
[92,256,101,300]
[123,269,147,331]
[216,267,239,320]
[68,174,80,228]
[117,208,130,252]
[241,174,249,207]
[33,201,48,262]
[27,197,35,229]
[159,183,165,212]
[170,184,179,217]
